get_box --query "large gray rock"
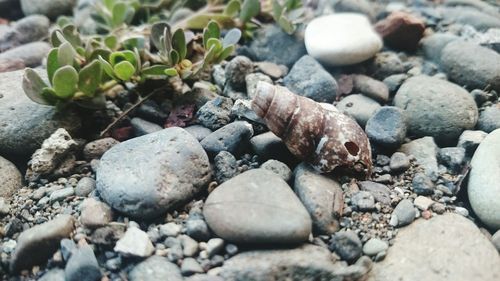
[20,0,76,19]
[204,169,312,244]
[10,215,75,273]
[421,33,459,63]
[96,128,212,219]
[368,213,500,281]
[468,129,500,231]
[293,163,342,235]
[441,41,500,92]
[0,70,81,156]
[394,76,478,144]
[0,156,22,198]
[219,244,372,281]
[129,256,183,281]
[283,55,338,103]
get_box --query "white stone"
[468,129,500,231]
[305,13,383,66]
[114,227,154,257]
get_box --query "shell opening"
[344,141,359,156]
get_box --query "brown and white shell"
[252,81,372,178]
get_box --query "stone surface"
[181,258,204,275]
[64,243,102,281]
[399,137,438,180]
[75,177,96,197]
[246,73,273,99]
[114,227,154,257]
[330,231,363,263]
[96,128,211,219]
[293,163,342,235]
[369,52,406,80]
[219,244,372,281]
[362,238,388,256]
[196,96,233,130]
[28,128,77,175]
[389,152,410,172]
[130,117,162,136]
[129,256,183,281]
[200,121,254,157]
[250,131,293,162]
[390,199,415,227]
[394,75,478,144]
[20,0,76,19]
[10,215,75,272]
[478,105,500,133]
[421,33,459,62]
[184,125,212,142]
[80,198,113,229]
[230,99,265,124]
[224,56,253,91]
[468,129,500,231]
[214,151,239,183]
[261,160,292,183]
[492,230,500,253]
[0,156,22,199]
[412,173,435,196]
[437,147,465,173]
[358,181,391,205]
[305,13,382,66]
[0,15,50,52]
[83,138,120,160]
[442,7,500,31]
[351,191,376,211]
[0,41,51,67]
[352,74,389,103]
[39,269,65,281]
[457,130,487,157]
[441,40,500,92]
[336,94,381,127]
[204,169,312,244]
[369,213,500,281]
[0,70,81,156]
[283,55,338,103]
[374,11,425,51]
[365,106,407,148]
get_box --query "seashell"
[252,81,372,178]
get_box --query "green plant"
[271,0,308,34]
[92,0,139,32]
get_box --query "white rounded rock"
[468,129,500,231]
[305,13,383,66]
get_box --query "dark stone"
[200,121,254,157]
[330,231,363,264]
[365,106,407,148]
[64,244,102,281]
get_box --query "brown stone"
[375,11,425,52]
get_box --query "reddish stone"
[164,104,196,128]
[111,126,133,141]
[374,11,425,52]
[421,210,432,220]
[337,75,354,98]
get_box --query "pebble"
[0,197,11,215]
[420,33,459,62]
[412,173,435,196]
[442,7,500,31]
[369,51,406,80]
[82,138,120,160]
[186,219,211,242]
[293,163,342,235]
[206,238,224,257]
[478,105,500,133]
[230,99,265,124]
[20,0,76,19]
[391,199,416,227]
[181,258,204,275]
[336,94,381,127]
[204,169,312,244]
[60,238,76,261]
[413,196,434,211]
[96,128,211,219]
[371,213,500,281]
[362,238,388,256]
[0,156,22,199]
[10,215,75,273]
[49,187,75,203]
[365,106,407,148]
[394,75,478,144]
[374,11,425,51]
[330,231,363,263]
[389,152,410,172]
[399,137,438,180]
[0,15,50,51]
[468,129,500,231]
[224,56,253,91]
[246,24,306,67]
[492,230,500,253]
[255,61,287,79]
[250,131,293,162]
[159,222,182,237]
[64,243,102,281]
[200,121,254,157]
[283,55,338,103]
[457,130,487,157]
[130,117,162,136]
[0,70,81,156]
[305,13,382,66]
[75,177,96,197]
[184,125,213,142]
[383,73,407,94]
[180,235,199,257]
[214,151,239,183]
[129,256,183,281]
[351,74,389,103]
[358,181,391,205]
[80,198,113,229]
[136,100,168,124]
[351,191,376,211]
[437,147,465,173]
[0,41,51,67]
[246,73,273,99]
[114,227,154,257]
[333,0,376,21]
[261,159,292,183]
[441,40,500,92]
[39,269,65,281]
[196,96,233,130]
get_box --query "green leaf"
[121,36,145,50]
[206,20,220,40]
[98,56,116,80]
[278,15,295,34]
[62,25,82,48]
[57,42,76,67]
[172,29,187,60]
[113,61,136,81]
[78,60,102,96]
[22,68,50,105]
[151,22,171,51]
[164,68,178,76]
[224,0,241,17]
[222,28,241,47]
[103,0,115,11]
[215,45,235,63]
[41,87,59,105]
[204,45,218,64]
[169,49,180,65]
[272,0,283,20]
[57,16,72,28]
[142,65,169,76]
[206,38,222,53]
[109,51,127,66]
[47,48,59,84]
[186,14,234,30]
[121,50,138,68]
[240,0,260,23]
[52,66,78,99]
[112,2,128,27]
[88,48,111,62]
[104,35,118,49]
[50,30,64,48]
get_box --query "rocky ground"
[1,0,500,280]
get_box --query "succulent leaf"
[172,29,187,61]
[57,42,76,67]
[164,67,178,76]
[224,0,241,17]
[22,68,50,105]
[79,60,102,96]
[113,61,136,81]
[240,0,260,23]
[47,48,59,84]
[222,28,241,47]
[52,66,79,99]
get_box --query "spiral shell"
[252,82,372,178]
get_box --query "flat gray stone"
[204,169,312,244]
[96,128,211,219]
[129,256,183,281]
[368,213,500,281]
[0,70,81,156]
